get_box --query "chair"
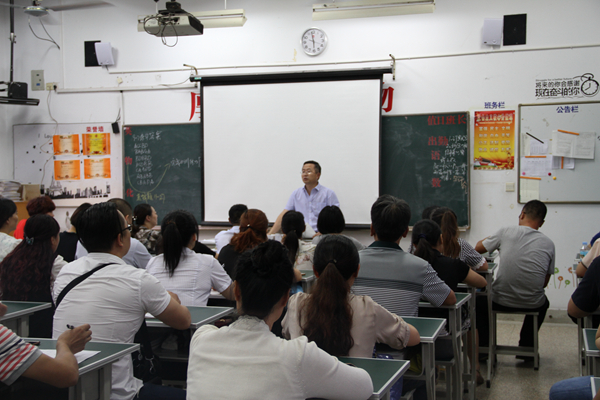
[490,310,539,372]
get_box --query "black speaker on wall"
[84,40,101,67]
[503,14,526,46]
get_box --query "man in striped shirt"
[0,302,91,387]
[353,195,456,317]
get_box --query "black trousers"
[476,295,550,348]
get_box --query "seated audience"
[53,202,191,400]
[576,239,600,278]
[146,210,234,306]
[0,198,20,263]
[283,234,420,357]
[0,215,64,337]
[430,207,488,271]
[312,205,365,251]
[568,256,600,319]
[14,195,55,240]
[56,203,91,263]
[215,204,247,254]
[132,203,161,255]
[218,209,268,278]
[0,301,91,388]
[76,198,152,269]
[186,240,373,400]
[281,210,314,273]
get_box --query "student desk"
[145,306,234,330]
[339,357,410,400]
[0,301,52,337]
[401,316,446,400]
[30,339,139,400]
[584,328,600,376]
[592,376,600,397]
[299,269,316,293]
[477,262,497,387]
[419,292,472,400]
[456,283,478,400]
[578,309,600,376]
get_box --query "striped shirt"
[0,324,42,385]
[353,241,451,317]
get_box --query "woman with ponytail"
[218,209,269,278]
[0,214,61,337]
[283,235,420,357]
[132,203,161,254]
[146,210,234,306]
[430,207,488,271]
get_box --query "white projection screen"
[201,70,388,227]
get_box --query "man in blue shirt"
[269,160,339,236]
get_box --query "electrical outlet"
[31,70,44,91]
[46,82,57,91]
[505,182,515,192]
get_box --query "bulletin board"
[13,123,123,207]
[518,101,600,203]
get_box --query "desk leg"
[578,319,584,377]
[486,275,494,388]
[467,289,476,400]
[71,364,112,400]
[17,317,29,337]
[449,308,462,400]
[423,343,436,400]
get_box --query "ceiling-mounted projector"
[138,1,203,37]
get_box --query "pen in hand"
[66,324,75,330]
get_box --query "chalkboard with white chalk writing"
[123,124,202,224]
[381,113,470,227]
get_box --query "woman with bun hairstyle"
[132,203,161,255]
[218,209,268,278]
[13,195,56,240]
[0,198,20,263]
[430,207,488,271]
[0,214,62,337]
[186,240,374,400]
[146,210,234,306]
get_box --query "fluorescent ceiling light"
[190,9,247,28]
[313,0,434,20]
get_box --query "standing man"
[269,161,339,236]
[475,199,555,358]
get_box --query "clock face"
[302,28,327,56]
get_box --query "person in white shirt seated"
[0,198,21,263]
[186,240,374,400]
[75,198,151,269]
[215,204,247,254]
[53,202,191,400]
[146,210,235,306]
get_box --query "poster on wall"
[53,134,80,155]
[473,110,515,170]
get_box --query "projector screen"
[201,72,384,227]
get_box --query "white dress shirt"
[214,225,240,254]
[75,237,151,269]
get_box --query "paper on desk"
[520,178,540,202]
[41,349,100,364]
[520,156,552,177]
[551,131,595,159]
[551,156,575,170]
[145,313,154,319]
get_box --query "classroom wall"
[1,0,599,310]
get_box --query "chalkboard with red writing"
[123,124,202,224]
[381,112,470,227]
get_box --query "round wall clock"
[301,28,327,56]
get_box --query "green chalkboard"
[123,124,202,224]
[381,113,470,227]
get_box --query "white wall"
[1,0,599,310]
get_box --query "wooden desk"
[0,301,52,337]
[339,357,410,400]
[419,292,471,400]
[299,269,316,293]
[146,306,233,330]
[584,328,600,376]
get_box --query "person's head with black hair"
[229,204,248,226]
[69,203,92,233]
[78,202,131,256]
[300,235,359,356]
[281,211,305,266]
[317,206,345,235]
[370,195,411,243]
[161,210,199,277]
[0,198,18,233]
[411,219,442,266]
[108,198,133,224]
[233,240,294,323]
[520,200,547,228]
[132,203,158,235]
[422,205,439,220]
[430,207,460,259]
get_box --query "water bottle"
[580,242,589,258]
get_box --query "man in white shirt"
[215,204,247,254]
[75,198,152,269]
[53,202,191,400]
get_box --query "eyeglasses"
[121,224,132,233]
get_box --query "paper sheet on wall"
[551,131,596,159]
[551,156,575,170]
[529,141,548,156]
[520,156,552,177]
[520,178,540,202]
[40,349,100,364]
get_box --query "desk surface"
[0,301,52,321]
[479,262,497,275]
[401,316,445,343]
[419,292,471,309]
[146,306,233,329]
[299,269,315,282]
[339,357,409,399]
[584,328,600,356]
[592,377,600,397]
[35,339,139,375]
